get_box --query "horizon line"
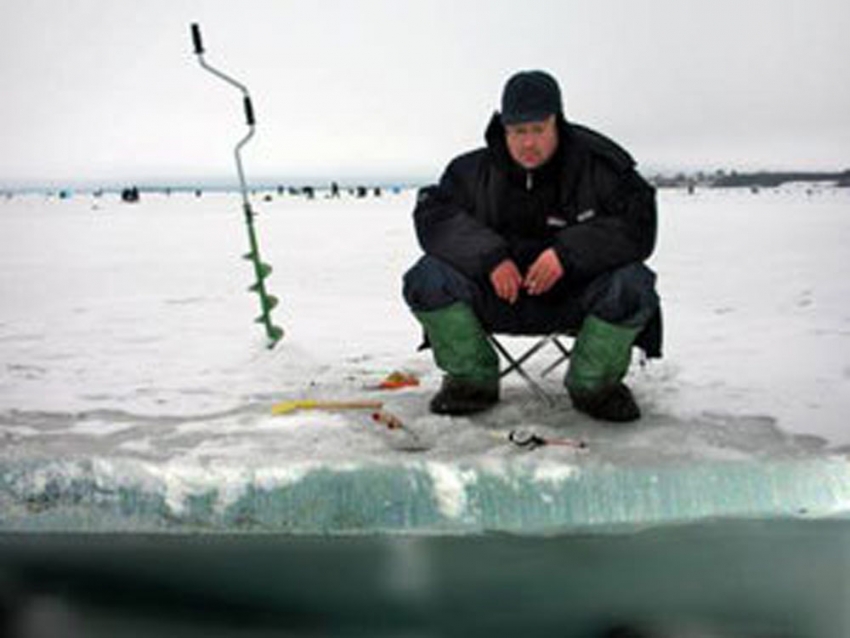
[3,165,850,194]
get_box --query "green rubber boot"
[566,316,642,422]
[414,303,499,415]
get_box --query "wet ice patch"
[66,418,137,436]
[1,425,41,438]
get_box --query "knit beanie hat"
[500,70,563,125]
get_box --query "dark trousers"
[403,256,660,336]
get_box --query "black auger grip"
[244,96,255,126]
[191,23,204,55]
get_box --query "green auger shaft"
[243,201,283,344]
[191,23,284,348]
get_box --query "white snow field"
[1,184,849,533]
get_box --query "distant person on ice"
[403,70,661,422]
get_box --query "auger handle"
[190,23,255,127]
[244,96,255,126]
[191,23,204,55]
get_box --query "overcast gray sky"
[1,0,849,188]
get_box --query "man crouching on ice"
[403,70,662,423]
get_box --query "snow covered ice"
[1,185,850,533]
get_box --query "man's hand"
[490,259,523,304]
[524,248,564,295]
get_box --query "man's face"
[504,115,559,170]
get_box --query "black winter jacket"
[413,113,662,356]
[414,113,657,284]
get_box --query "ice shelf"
[2,457,848,533]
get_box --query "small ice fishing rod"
[190,23,283,348]
[504,429,587,451]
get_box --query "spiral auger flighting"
[190,23,284,347]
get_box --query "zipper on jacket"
[526,171,533,191]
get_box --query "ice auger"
[190,23,284,347]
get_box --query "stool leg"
[540,336,572,378]
[489,336,556,406]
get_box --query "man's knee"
[585,263,659,327]
[403,256,477,312]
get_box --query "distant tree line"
[711,170,850,188]
[649,169,850,190]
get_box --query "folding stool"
[487,334,573,405]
